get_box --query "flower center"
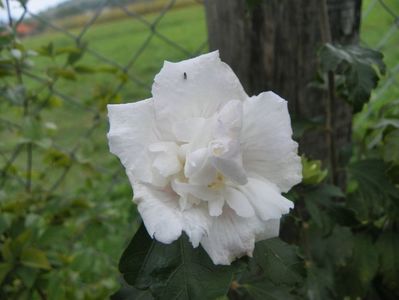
[207,173,225,190]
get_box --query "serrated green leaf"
[308,225,353,267]
[250,238,304,286]
[20,247,51,270]
[119,223,235,299]
[236,238,304,299]
[305,185,356,228]
[319,43,385,112]
[347,159,399,222]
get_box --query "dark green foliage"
[347,159,399,222]
[245,0,263,10]
[235,238,304,300]
[119,223,236,299]
[320,43,386,112]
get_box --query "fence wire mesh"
[1,0,208,200]
[0,0,398,218]
[362,0,399,101]
[0,0,397,214]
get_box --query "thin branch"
[5,0,13,27]
[320,0,338,185]
[0,144,23,188]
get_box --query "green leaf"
[306,264,335,300]
[66,45,86,65]
[48,67,77,81]
[319,43,385,112]
[36,42,54,57]
[250,238,304,285]
[0,263,12,284]
[119,223,235,299]
[237,238,304,299]
[15,266,39,288]
[350,234,379,288]
[308,225,353,267]
[43,149,72,168]
[347,159,398,222]
[383,129,399,163]
[20,247,51,270]
[239,280,299,300]
[376,232,399,292]
[305,185,356,229]
[0,212,13,235]
[74,64,97,74]
[301,156,328,185]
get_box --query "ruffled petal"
[239,177,294,221]
[149,142,182,177]
[152,51,247,138]
[200,207,282,265]
[224,186,255,218]
[208,197,225,217]
[181,204,212,248]
[134,183,183,244]
[241,92,302,192]
[107,99,158,184]
[200,207,255,265]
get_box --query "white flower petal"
[173,117,206,143]
[240,177,294,221]
[199,207,256,265]
[172,180,223,203]
[215,100,243,139]
[255,218,281,242]
[184,148,209,178]
[134,183,183,244]
[224,186,255,218]
[152,153,181,177]
[209,138,247,185]
[241,92,302,192]
[208,197,225,217]
[181,204,211,248]
[107,99,158,184]
[152,51,247,138]
[200,209,281,265]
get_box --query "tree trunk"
[204,0,362,183]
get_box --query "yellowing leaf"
[20,247,51,270]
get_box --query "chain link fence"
[362,0,399,100]
[1,0,208,201]
[1,0,397,211]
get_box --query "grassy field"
[26,1,208,102]
[23,2,207,167]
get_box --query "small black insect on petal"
[183,72,187,80]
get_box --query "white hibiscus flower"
[107,51,302,265]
